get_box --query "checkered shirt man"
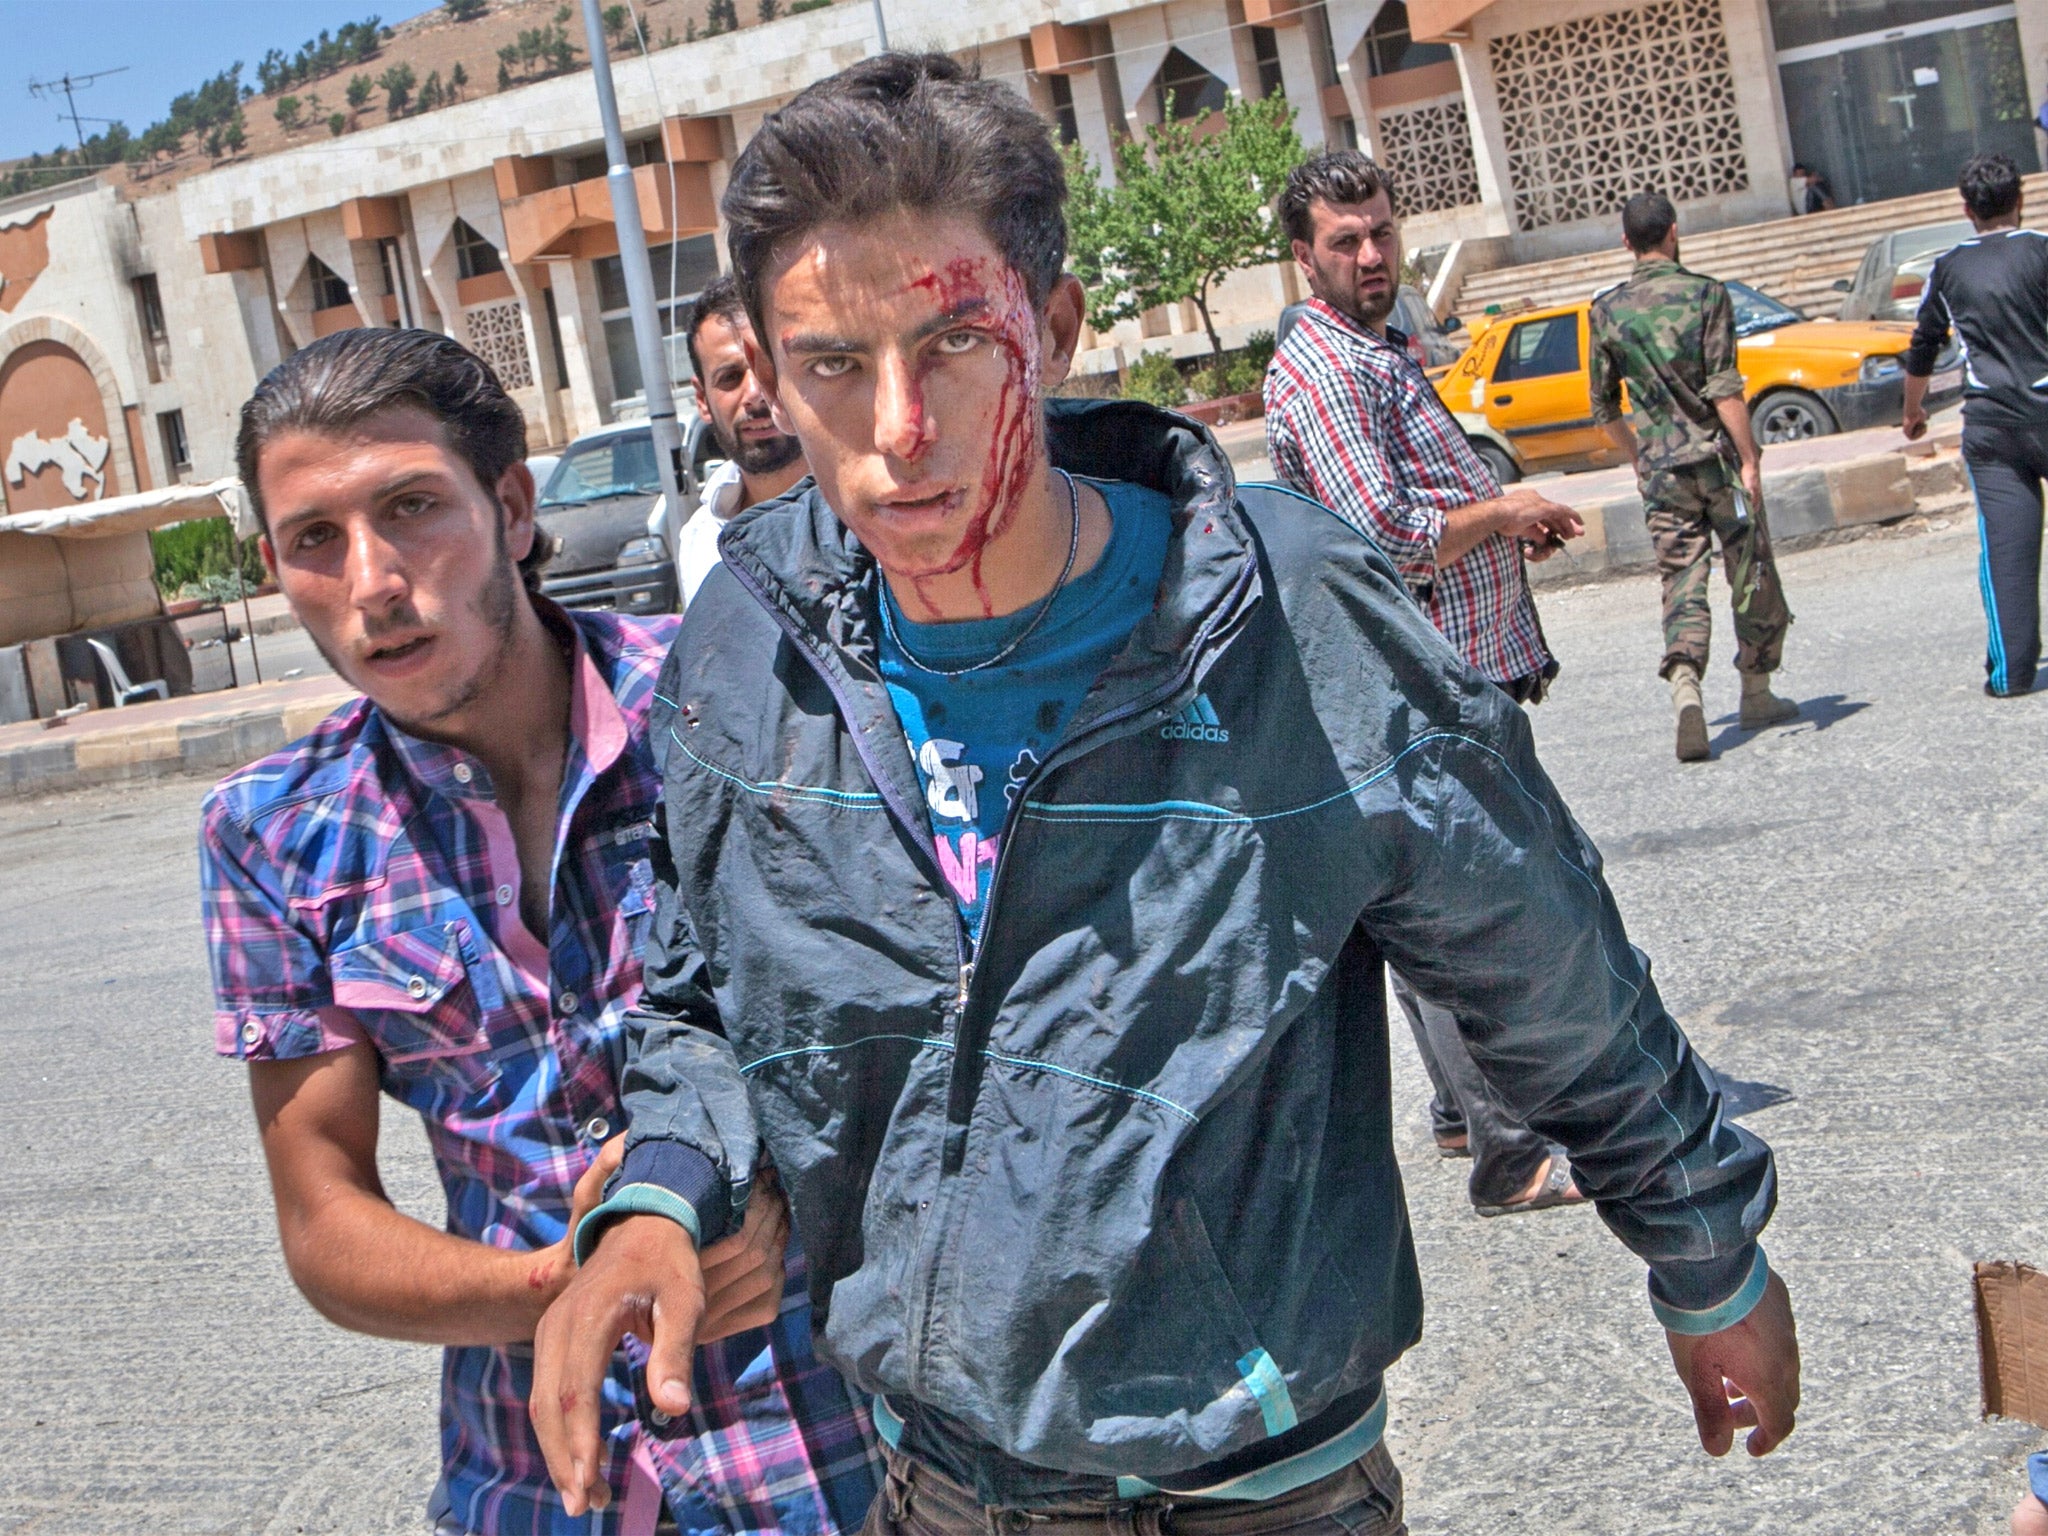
[1264,296,1554,686]
[200,604,879,1536]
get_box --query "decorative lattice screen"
[1488,0,1747,232]
[466,300,534,390]
[1376,99,1483,217]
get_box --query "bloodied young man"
[198,329,878,1535]
[534,54,1802,1536]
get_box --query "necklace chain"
[878,471,1083,678]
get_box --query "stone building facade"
[3,0,2045,512]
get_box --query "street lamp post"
[577,0,687,522]
[871,0,888,51]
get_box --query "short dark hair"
[685,273,747,380]
[720,52,1067,339]
[1278,150,1396,247]
[1960,153,2022,222]
[236,328,543,589]
[1622,192,1678,253]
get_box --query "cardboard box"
[1975,1261,2048,1428]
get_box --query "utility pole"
[576,0,687,522]
[28,66,129,152]
[871,0,889,51]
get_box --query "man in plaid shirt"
[1265,150,1589,1219]
[200,329,878,1535]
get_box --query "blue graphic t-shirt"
[879,477,1172,940]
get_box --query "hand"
[1902,403,1928,441]
[527,1134,628,1310]
[698,1170,792,1340]
[1496,488,1583,543]
[1664,1269,1800,1457]
[532,1213,705,1516]
[1739,459,1764,513]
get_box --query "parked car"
[533,418,707,614]
[524,452,561,491]
[1432,280,1963,481]
[1834,220,1974,322]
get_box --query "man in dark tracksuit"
[531,53,1803,1535]
[1904,152,2048,698]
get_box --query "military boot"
[1740,671,1799,730]
[1670,664,1709,762]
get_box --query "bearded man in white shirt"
[669,273,810,607]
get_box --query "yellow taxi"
[1431,280,1963,483]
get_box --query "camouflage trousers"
[1642,458,1792,678]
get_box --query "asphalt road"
[2,515,2043,1534]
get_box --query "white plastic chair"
[85,638,169,707]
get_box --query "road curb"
[1528,443,1928,586]
[0,689,353,800]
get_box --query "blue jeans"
[861,1442,1406,1536]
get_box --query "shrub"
[346,74,373,109]
[1124,349,1187,408]
[150,518,267,601]
[791,0,833,11]
[274,95,302,130]
[446,0,488,18]
[328,111,348,136]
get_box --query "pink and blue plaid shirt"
[1265,297,1553,686]
[200,605,878,1536]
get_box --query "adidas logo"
[1161,693,1230,743]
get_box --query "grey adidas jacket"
[608,398,1775,1496]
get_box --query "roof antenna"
[28,66,131,152]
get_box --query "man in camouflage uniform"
[1590,192,1796,762]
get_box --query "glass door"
[1775,9,2038,206]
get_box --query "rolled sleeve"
[199,795,345,1062]
[1700,282,1744,402]
[1271,386,1444,587]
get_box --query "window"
[452,219,504,281]
[306,255,352,311]
[569,136,663,183]
[1491,314,1580,382]
[1364,1,1453,78]
[1251,26,1285,98]
[536,429,660,507]
[1337,115,1359,149]
[595,233,722,401]
[157,409,191,475]
[1155,48,1228,121]
[133,275,166,342]
[1048,73,1080,145]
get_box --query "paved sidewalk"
[0,672,355,797]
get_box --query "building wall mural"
[0,340,119,512]
[1489,0,1748,232]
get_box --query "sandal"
[1473,1154,1586,1218]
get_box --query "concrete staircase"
[1450,175,2048,321]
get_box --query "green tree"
[604,4,630,41]
[274,94,302,130]
[346,73,373,109]
[446,0,489,16]
[221,109,247,155]
[1063,90,1304,361]
[449,61,469,97]
[706,0,739,34]
[379,61,416,115]
[417,70,445,112]
[759,0,782,18]
[328,111,348,137]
